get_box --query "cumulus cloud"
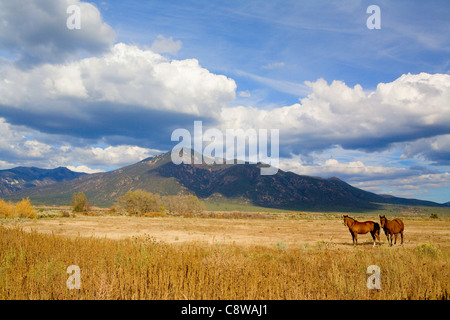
[0,0,116,67]
[151,35,182,55]
[279,158,411,182]
[220,73,450,160]
[0,43,236,148]
[0,43,236,115]
[279,156,450,199]
[401,134,450,165]
[70,145,160,167]
[0,117,161,170]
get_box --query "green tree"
[71,192,89,212]
[162,194,205,216]
[117,190,162,215]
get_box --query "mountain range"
[0,167,85,196]
[2,150,447,211]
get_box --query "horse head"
[343,215,351,226]
[379,215,387,227]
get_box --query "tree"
[71,192,89,212]
[162,194,205,216]
[117,190,163,215]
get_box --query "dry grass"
[10,214,450,250]
[0,198,36,219]
[0,216,448,299]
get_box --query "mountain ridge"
[3,150,446,211]
[0,166,86,196]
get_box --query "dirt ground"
[4,214,449,250]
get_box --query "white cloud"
[0,43,237,118]
[220,73,450,157]
[401,134,450,165]
[279,157,411,182]
[71,145,159,167]
[151,35,182,55]
[66,165,105,174]
[0,0,116,66]
[238,90,251,98]
[279,155,450,199]
[0,118,160,170]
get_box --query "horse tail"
[373,222,381,235]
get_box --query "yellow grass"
[0,222,448,300]
[0,198,36,219]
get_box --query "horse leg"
[353,232,358,246]
[389,233,393,246]
[370,231,376,247]
[350,231,355,245]
[394,233,398,245]
[400,230,404,245]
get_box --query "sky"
[0,0,449,203]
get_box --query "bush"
[117,190,163,215]
[416,243,440,257]
[0,198,36,219]
[71,192,90,212]
[15,198,37,219]
[161,194,205,216]
[0,199,15,219]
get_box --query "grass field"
[0,208,449,300]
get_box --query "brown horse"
[379,215,404,246]
[343,215,381,246]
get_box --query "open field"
[4,213,450,250]
[0,211,449,300]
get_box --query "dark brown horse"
[343,215,381,246]
[379,215,404,246]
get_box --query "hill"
[0,167,85,196]
[4,150,446,211]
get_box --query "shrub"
[0,198,36,219]
[117,190,163,215]
[61,211,71,218]
[416,242,440,257]
[15,198,37,219]
[162,194,205,216]
[71,192,89,212]
[0,199,15,219]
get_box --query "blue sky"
[0,0,449,203]
[94,0,449,101]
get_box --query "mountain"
[4,150,446,211]
[0,167,85,196]
[444,202,450,206]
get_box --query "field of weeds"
[0,223,448,300]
